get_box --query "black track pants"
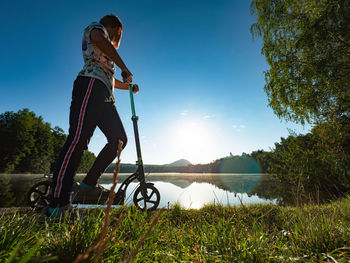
[51,76,127,207]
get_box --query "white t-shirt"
[78,22,115,98]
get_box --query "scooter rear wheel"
[133,183,160,211]
[27,181,52,210]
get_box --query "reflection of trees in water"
[145,174,287,204]
[250,174,280,202]
[127,174,264,195]
[250,174,322,206]
[218,175,261,194]
[0,173,314,208]
[0,175,42,207]
[0,176,15,207]
[250,173,346,206]
[101,173,270,196]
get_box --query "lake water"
[100,173,275,209]
[0,173,276,208]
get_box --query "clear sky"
[0,0,309,165]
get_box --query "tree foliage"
[250,150,271,173]
[250,0,350,123]
[0,109,96,174]
[258,120,350,205]
[250,0,350,204]
[0,109,53,173]
[50,126,67,172]
[77,150,96,173]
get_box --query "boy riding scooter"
[45,14,139,219]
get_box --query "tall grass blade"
[125,210,164,263]
[18,240,41,263]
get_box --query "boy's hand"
[132,84,139,94]
[121,69,133,83]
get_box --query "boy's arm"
[90,28,132,81]
[114,78,139,93]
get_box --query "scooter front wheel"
[133,183,160,211]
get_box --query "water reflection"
[0,173,276,208]
[102,173,275,209]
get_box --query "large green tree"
[0,109,53,173]
[250,0,350,203]
[250,0,350,123]
[264,124,350,205]
[0,109,96,174]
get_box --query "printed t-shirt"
[78,22,116,100]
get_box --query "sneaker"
[73,182,111,204]
[41,205,70,221]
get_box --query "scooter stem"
[128,83,150,209]
[128,84,143,166]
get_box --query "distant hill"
[166,159,192,167]
[106,159,192,173]
[105,154,261,174]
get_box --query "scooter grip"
[132,84,138,92]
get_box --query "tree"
[263,122,350,205]
[50,126,67,172]
[77,150,96,173]
[0,109,96,174]
[0,109,53,173]
[250,0,350,204]
[250,150,272,173]
[15,114,54,173]
[311,117,350,191]
[250,0,350,124]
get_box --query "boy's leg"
[82,102,127,186]
[50,77,98,208]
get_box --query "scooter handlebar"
[121,71,137,92]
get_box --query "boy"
[47,14,138,218]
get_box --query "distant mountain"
[106,155,260,174]
[166,159,192,167]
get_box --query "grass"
[0,196,350,262]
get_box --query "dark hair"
[100,14,123,29]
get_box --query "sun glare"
[170,120,216,164]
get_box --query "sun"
[170,120,216,164]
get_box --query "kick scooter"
[27,82,161,211]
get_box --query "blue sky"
[0,0,309,165]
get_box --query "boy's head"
[100,14,123,49]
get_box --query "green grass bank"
[1,196,350,262]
